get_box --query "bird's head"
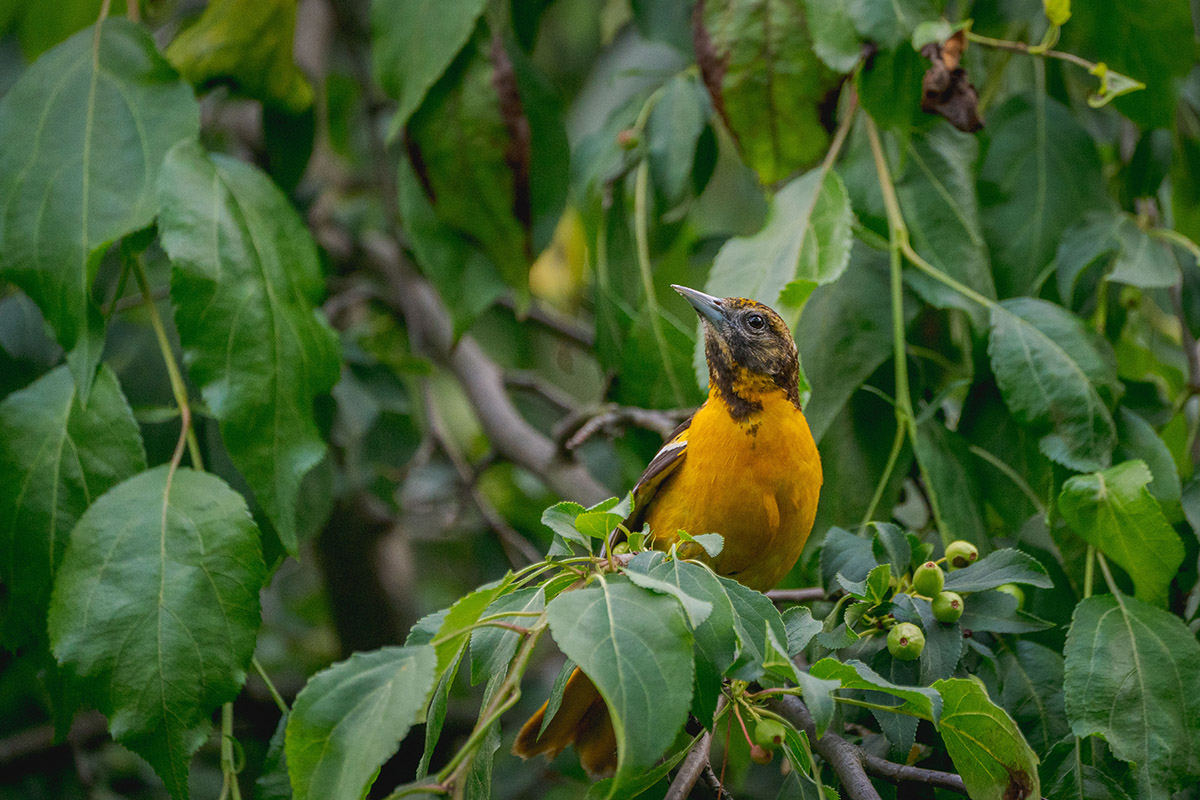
[672,285,801,419]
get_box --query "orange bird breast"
[643,388,823,591]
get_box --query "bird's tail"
[512,667,617,777]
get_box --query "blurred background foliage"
[2,0,1200,798]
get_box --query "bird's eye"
[746,313,766,331]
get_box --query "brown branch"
[772,695,881,800]
[496,295,594,349]
[363,235,610,505]
[701,763,731,799]
[770,695,968,799]
[766,587,827,604]
[860,751,967,794]
[504,370,578,413]
[556,404,692,450]
[665,731,712,800]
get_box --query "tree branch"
[766,587,826,604]
[362,235,610,505]
[770,695,968,799]
[555,403,692,450]
[771,696,881,800]
[665,731,712,800]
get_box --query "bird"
[513,285,823,777]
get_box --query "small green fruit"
[611,541,630,555]
[945,541,979,570]
[912,561,944,596]
[616,129,640,149]
[996,583,1025,608]
[932,591,964,623]
[755,719,787,750]
[887,622,925,660]
[749,743,774,765]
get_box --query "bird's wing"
[618,414,693,538]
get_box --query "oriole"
[514,285,823,776]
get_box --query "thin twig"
[701,763,731,800]
[422,382,541,567]
[505,371,578,413]
[497,295,595,349]
[860,751,967,794]
[665,731,712,800]
[363,235,609,505]
[766,587,826,604]
[557,404,692,450]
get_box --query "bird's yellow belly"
[643,395,822,592]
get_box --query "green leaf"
[934,678,1041,800]
[897,595,964,684]
[646,73,712,207]
[958,590,1055,634]
[871,522,911,577]
[718,575,790,681]
[914,420,988,550]
[979,94,1108,298]
[1057,212,1179,303]
[256,714,291,800]
[418,650,462,779]
[988,298,1118,472]
[896,123,997,320]
[48,467,267,800]
[157,142,341,555]
[433,578,512,677]
[0,365,145,650]
[396,158,506,336]
[1059,460,1184,607]
[695,0,843,184]
[372,0,488,134]
[540,500,590,554]
[1061,0,1192,128]
[623,570,713,628]
[1115,408,1182,514]
[783,606,822,655]
[1064,594,1200,794]
[1040,737,1134,800]
[846,0,939,50]
[545,575,695,799]
[998,641,1069,755]
[942,548,1053,593]
[285,645,438,800]
[166,0,313,111]
[811,658,942,721]
[798,247,918,442]
[703,167,853,329]
[405,28,540,295]
[0,19,199,401]
[802,0,862,73]
[469,587,544,685]
[819,527,877,587]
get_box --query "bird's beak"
[672,285,726,329]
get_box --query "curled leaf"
[920,31,982,132]
[1087,62,1146,109]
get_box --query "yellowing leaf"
[167,0,313,111]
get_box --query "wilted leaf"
[545,575,694,799]
[0,19,199,401]
[920,34,982,132]
[49,468,266,800]
[988,298,1118,472]
[1065,594,1200,794]
[1059,460,1184,607]
[157,142,341,555]
[934,678,1041,800]
[286,646,438,800]
[0,365,145,650]
[167,0,313,111]
[694,0,843,184]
